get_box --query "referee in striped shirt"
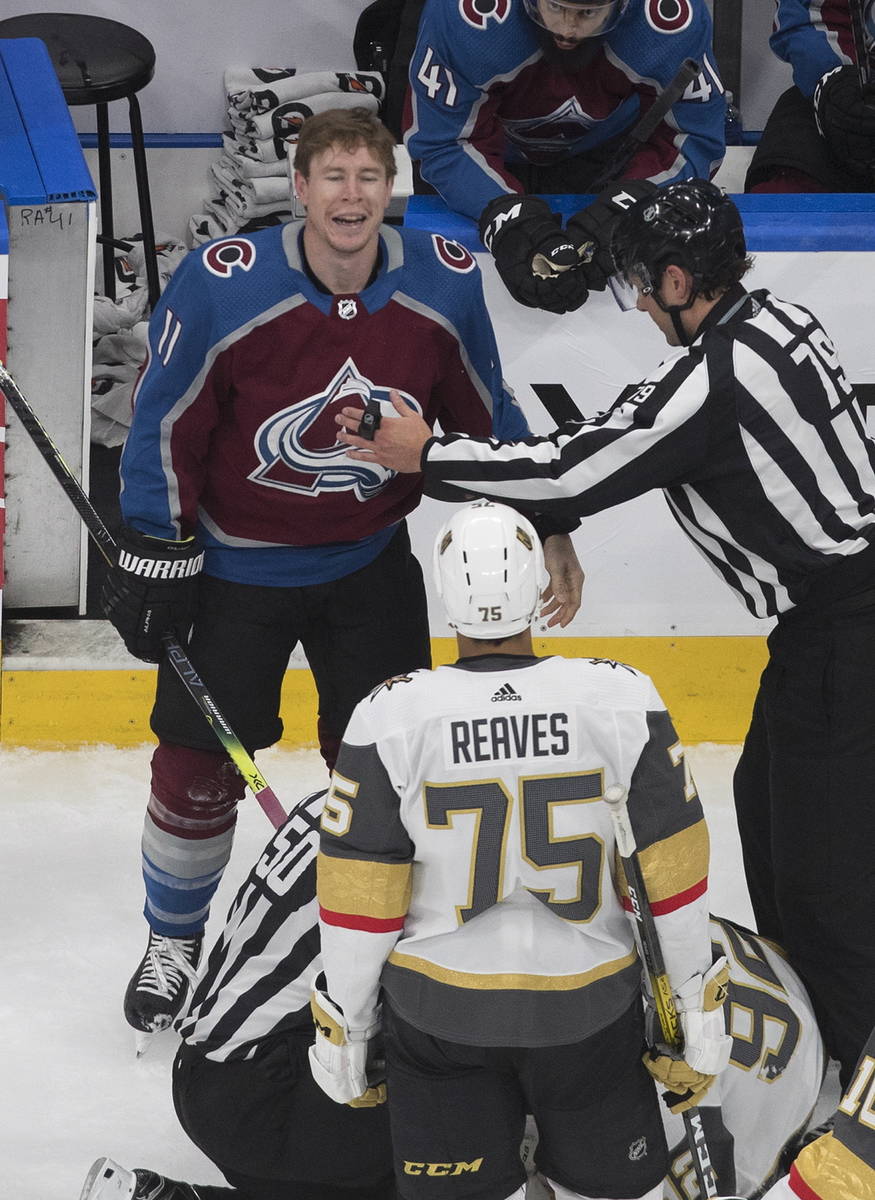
[336,179,875,1091]
[80,789,395,1200]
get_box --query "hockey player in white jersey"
[655,915,825,1199]
[726,1021,875,1200]
[520,914,827,1199]
[76,791,824,1200]
[311,499,735,1200]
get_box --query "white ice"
[0,742,816,1199]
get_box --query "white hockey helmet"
[433,500,547,639]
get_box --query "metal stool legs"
[94,95,160,309]
[127,92,160,308]
[95,101,117,302]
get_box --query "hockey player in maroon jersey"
[405,0,726,311]
[312,500,734,1200]
[745,0,875,193]
[99,107,584,1040]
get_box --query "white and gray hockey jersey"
[318,652,714,1045]
[661,916,826,1199]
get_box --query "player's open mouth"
[334,215,367,226]
[552,34,581,47]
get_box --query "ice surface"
[0,742,817,1198]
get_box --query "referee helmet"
[611,179,749,301]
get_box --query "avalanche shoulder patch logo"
[202,238,256,277]
[645,0,693,34]
[459,0,510,30]
[247,357,422,500]
[432,234,476,273]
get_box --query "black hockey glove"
[101,525,204,663]
[814,65,875,177]
[479,194,590,314]
[566,179,660,291]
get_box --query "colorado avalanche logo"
[459,0,510,30]
[247,358,421,500]
[203,238,256,278]
[645,0,693,34]
[432,235,476,273]
[503,99,598,157]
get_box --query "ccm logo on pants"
[403,1159,484,1176]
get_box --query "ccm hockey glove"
[814,65,875,177]
[309,990,387,1107]
[479,194,590,313]
[566,179,659,291]
[101,525,203,663]
[644,957,732,1115]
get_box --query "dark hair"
[294,107,397,181]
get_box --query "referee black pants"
[172,1033,396,1199]
[733,596,875,1088]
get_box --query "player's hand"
[336,390,431,473]
[540,533,584,628]
[479,194,590,313]
[309,991,387,1107]
[814,65,875,177]
[101,525,203,662]
[644,1047,718,1114]
[645,957,732,1113]
[566,179,659,291]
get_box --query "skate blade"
[134,1029,157,1057]
[80,1157,136,1200]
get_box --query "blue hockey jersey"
[120,222,528,587]
[404,0,726,220]
[771,0,874,98]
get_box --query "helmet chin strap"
[651,277,699,346]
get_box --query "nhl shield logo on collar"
[337,298,358,320]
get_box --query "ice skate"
[124,929,203,1037]
[80,1157,202,1200]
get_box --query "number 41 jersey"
[317,652,714,1045]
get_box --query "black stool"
[0,12,161,308]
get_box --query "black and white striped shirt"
[176,790,325,1062]
[424,286,875,618]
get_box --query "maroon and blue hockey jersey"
[771,0,875,99]
[120,221,528,586]
[404,0,727,220]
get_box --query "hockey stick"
[849,0,872,88]
[603,783,720,1199]
[0,360,288,830]
[587,57,702,193]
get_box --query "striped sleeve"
[317,733,414,1031]
[422,349,712,515]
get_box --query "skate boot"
[80,1158,203,1200]
[123,929,203,1033]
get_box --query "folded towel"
[189,209,235,246]
[225,68,384,114]
[209,160,290,207]
[228,90,380,143]
[220,139,291,176]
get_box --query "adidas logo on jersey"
[491,683,522,702]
